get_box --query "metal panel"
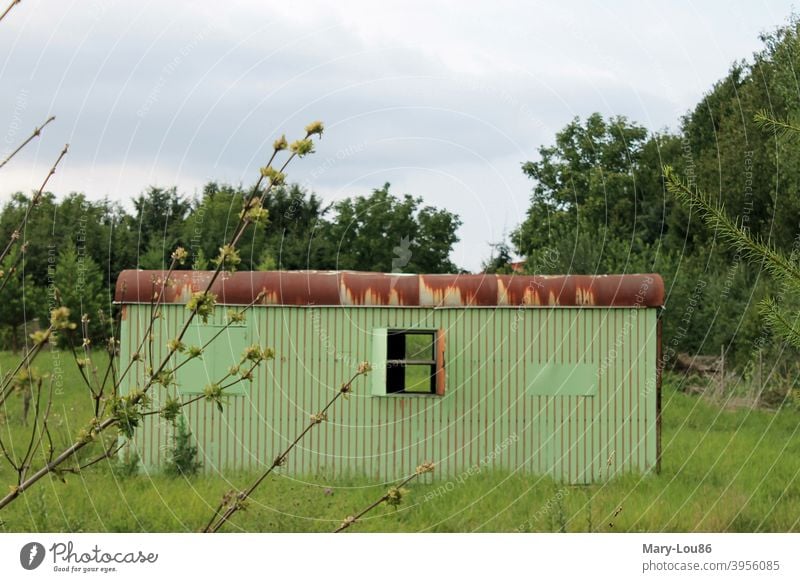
[526,363,598,396]
[118,303,660,484]
[178,323,249,396]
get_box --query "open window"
[371,328,446,396]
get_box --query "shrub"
[165,416,201,477]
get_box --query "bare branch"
[205,366,368,533]
[0,422,20,473]
[70,440,126,472]
[140,150,295,398]
[0,0,21,25]
[0,125,317,513]
[18,377,44,482]
[334,462,435,533]
[113,257,182,387]
[0,415,117,510]
[20,376,54,482]
[0,116,55,170]
[0,241,27,296]
[64,322,100,399]
[0,144,69,267]
[0,330,51,407]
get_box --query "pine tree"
[664,111,800,349]
[53,241,107,346]
[0,250,44,352]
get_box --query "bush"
[113,451,141,478]
[165,416,201,477]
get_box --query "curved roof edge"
[114,270,664,308]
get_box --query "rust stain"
[261,290,280,305]
[114,270,665,308]
[576,287,594,305]
[496,278,510,306]
[419,274,499,307]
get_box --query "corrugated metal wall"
[120,304,658,484]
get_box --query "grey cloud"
[0,0,795,270]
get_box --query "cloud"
[0,0,795,270]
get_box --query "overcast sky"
[0,1,796,271]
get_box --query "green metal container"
[116,270,663,484]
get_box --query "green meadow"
[1,351,798,532]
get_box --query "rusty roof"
[114,270,664,308]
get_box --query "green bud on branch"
[289,138,314,157]
[187,291,217,324]
[273,134,288,151]
[304,120,324,137]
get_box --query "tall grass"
[2,354,798,532]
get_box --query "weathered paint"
[115,270,664,308]
[118,298,660,484]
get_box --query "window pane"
[386,361,405,394]
[387,331,407,360]
[405,332,434,361]
[405,364,434,393]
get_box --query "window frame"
[371,327,446,397]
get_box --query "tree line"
[488,17,800,372]
[0,182,461,349]
[5,16,800,374]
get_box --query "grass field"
[1,350,799,532]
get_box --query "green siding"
[526,363,597,396]
[119,304,659,484]
[370,328,388,396]
[178,323,249,396]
